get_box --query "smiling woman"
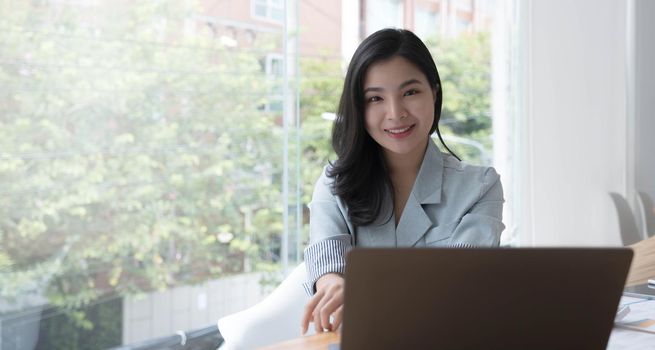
[301,28,505,335]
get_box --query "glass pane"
[365,0,404,35]
[270,57,284,77]
[361,0,517,244]
[0,1,296,348]
[254,4,268,17]
[271,8,285,22]
[0,0,520,347]
[422,8,495,166]
[415,7,439,40]
[268,99,284,112]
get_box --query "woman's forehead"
[363,56,428,88]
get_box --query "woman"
[300,28,504,334]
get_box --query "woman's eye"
[367,96,382,103]
[404,89,418,96]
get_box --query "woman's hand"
[300,273,345,334]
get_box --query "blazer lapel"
[396,139,444,247]
[357,188,397,247]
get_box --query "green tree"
[0,2,288,347]
[429,32,493,164]
[297,56,342,245]
[0,1,494,347]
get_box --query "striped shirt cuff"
[448,242,476,248]
[302,239,351,296]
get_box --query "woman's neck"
[383,138,429,179]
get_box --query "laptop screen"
[340,248,632,350]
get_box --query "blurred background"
[0,0,653,348]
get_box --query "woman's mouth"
[384,124,415,138]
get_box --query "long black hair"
[327,28,458,226]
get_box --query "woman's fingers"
[311,291,337,333]
[313,297,325,333]
[319,301,333,332]
[301,274,346,334]
[331,305,344,331]
[301,290,324,334]
[319,292,343,332]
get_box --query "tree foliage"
[0,1,493,347]
[429,33,493,164]
[0,1,285,318]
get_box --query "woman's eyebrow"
[363,78,423,94]
[363,86,383,93]
[398,78,422,89]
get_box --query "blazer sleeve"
[302,168,354,295]
[448,167,505,247]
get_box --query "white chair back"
[217,262,314,349]
[637,191,655,238]
[609,192,643,245]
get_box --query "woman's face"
[362,56,436,161]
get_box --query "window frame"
[251,0,285,24]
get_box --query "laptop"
[339,248,633,350]
[623,282,655,297]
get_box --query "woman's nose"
[387,98,406,120]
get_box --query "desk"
[259,332,339,350]
[263,329,655,350]
[626,235,655,286]
[263,240,655,349]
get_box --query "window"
[415,5,440,40]
[0,1,300,348]
[264,53,284,113]
[455,0,473,12]
[365,0,404,36]
[361,0,520,245]
[0,1,520,348]
[252,0,285,23]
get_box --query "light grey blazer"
[302,139,505,294]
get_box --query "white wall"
[521,0,629,246]
[634,0,655,210]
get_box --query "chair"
[609,192,643,245]
[217,262,315,350]
[636,191,655,238]
[625,235,655,286]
